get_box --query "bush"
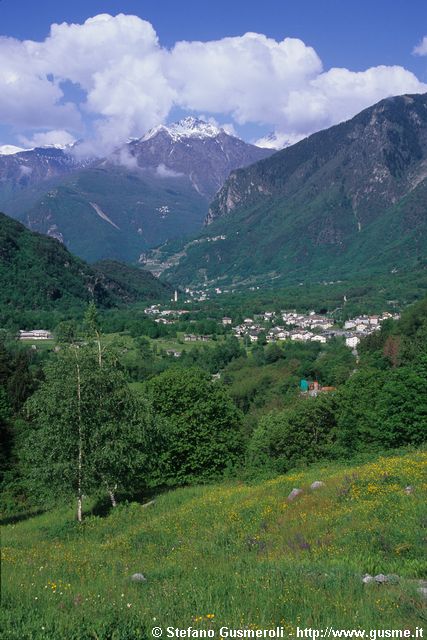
[247,394,338,472]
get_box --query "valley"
[0,89,426,640]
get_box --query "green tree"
[247,394,338,472]
[23,346,153,521]
[55,319,79,345]
[311,338,355,386]
[147,368,244,485]
[336,361,426,452]
[0,387,12,483]
[335,369,386,452]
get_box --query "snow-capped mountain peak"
[140,117,225,143]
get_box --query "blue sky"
[1,0,427,151]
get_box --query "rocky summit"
[116,116,273,200]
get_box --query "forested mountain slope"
[0,213,171,316]
[157,93,427,287]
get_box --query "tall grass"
[2,451,426,639]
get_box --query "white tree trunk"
[96,331,102,368]
[75,353,83,523]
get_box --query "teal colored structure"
[300,379,309,392]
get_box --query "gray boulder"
[404,486,414,494]
[287,488,303,502]
[310,481,325,490]
[374,574,387,584]
[362,574,374,584]
[130,573,147,582]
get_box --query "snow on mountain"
[141,117,226,143]
[254,131,304,150]
[0,145,28,156]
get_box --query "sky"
[1,0,427,153]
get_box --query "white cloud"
[110,146,139,171]
[0,36,81,130]
[413,37,427,56]
[41,15,174,155]
[1,14,426,156]
[19,165,32,177]
[168,33,323,125]
[277,65,426,136]
[19,129,76,148]
[156,163,184,178]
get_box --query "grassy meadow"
[2,450,426,639]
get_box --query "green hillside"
[0,213,171,327]
[94,259,173,303]
[2,451,426,639]
[162,182,427,287]
[0,212,113,310]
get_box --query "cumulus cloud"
[18,129,76,148]
[1,13,426,156]
[0,35,81,130]
[413,37,427,56]
[168,34,323,125]
[24,14,175,156]
[276,64,426,136]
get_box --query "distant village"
[229,310,400,349]
[143,303,400,351]
[18,301,399,354]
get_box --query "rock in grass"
[287,488,303,502]
[130,573,147,582]
[404,485,414,494]
[363,574,400,585]
[418,587,427,599]
[310,481,325,490]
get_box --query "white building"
[346,336,360,348]
[19,330,53,340]
[344,320,356,329]
[356,324,368,333]
[311,335,327,343]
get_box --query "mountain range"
[0,118,272,263]
[150,93,427,288]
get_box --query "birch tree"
[84,302,103,367]
[24,346,152,521]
